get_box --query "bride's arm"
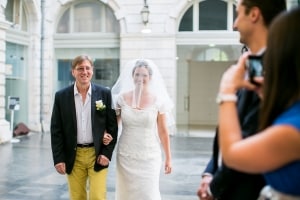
[157,113,172,174]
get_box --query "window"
[57,60,73,82]
[179,6,193,31]
[199,0,227,30]
[5,42,26,79]
[93,59,119,88]
[179,0,236,31]
[57,9,70,33]
[57,59,119,88]
[57,1,120,33]
[5,0,14,22]
[5,0,28,31]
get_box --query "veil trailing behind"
[111,59,175,134]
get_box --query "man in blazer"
[197,0,286,199]
[51,55,118,200]
[200,91,265,200]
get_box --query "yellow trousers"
[67,147,108,200]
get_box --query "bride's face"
[133,66,151,87]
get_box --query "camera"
[246,55,263,85]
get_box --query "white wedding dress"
[115,96,163,200]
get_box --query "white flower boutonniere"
[95,100,106,111]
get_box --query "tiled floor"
[0,130,213,200]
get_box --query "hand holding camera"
[219,53,264,96]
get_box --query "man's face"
[72,60,93,85]
[233,0,253,45]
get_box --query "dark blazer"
[204,89,265,200]
[50,83,118,174]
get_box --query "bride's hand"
[103,132,113,145]
[165,161,172,174]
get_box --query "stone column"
[0,1,12,143]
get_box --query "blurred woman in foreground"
[217,7,300,199]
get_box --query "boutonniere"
[95,100,106,111]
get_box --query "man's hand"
[55,162,66,175]
[197,174,214,200]
[97,155,109,166]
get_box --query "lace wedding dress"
[115,96,163,200]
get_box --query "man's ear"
[249,7,261,23]
[71,69,75,77]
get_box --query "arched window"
[54,1,120,90]
[5,0,28,31]
[179,0,236,32]
[56,1,120,33]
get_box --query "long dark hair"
[260,7,300,129]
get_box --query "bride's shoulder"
[118,91,132,106]
[122,91,132,99]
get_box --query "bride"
[111,59,173,200]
